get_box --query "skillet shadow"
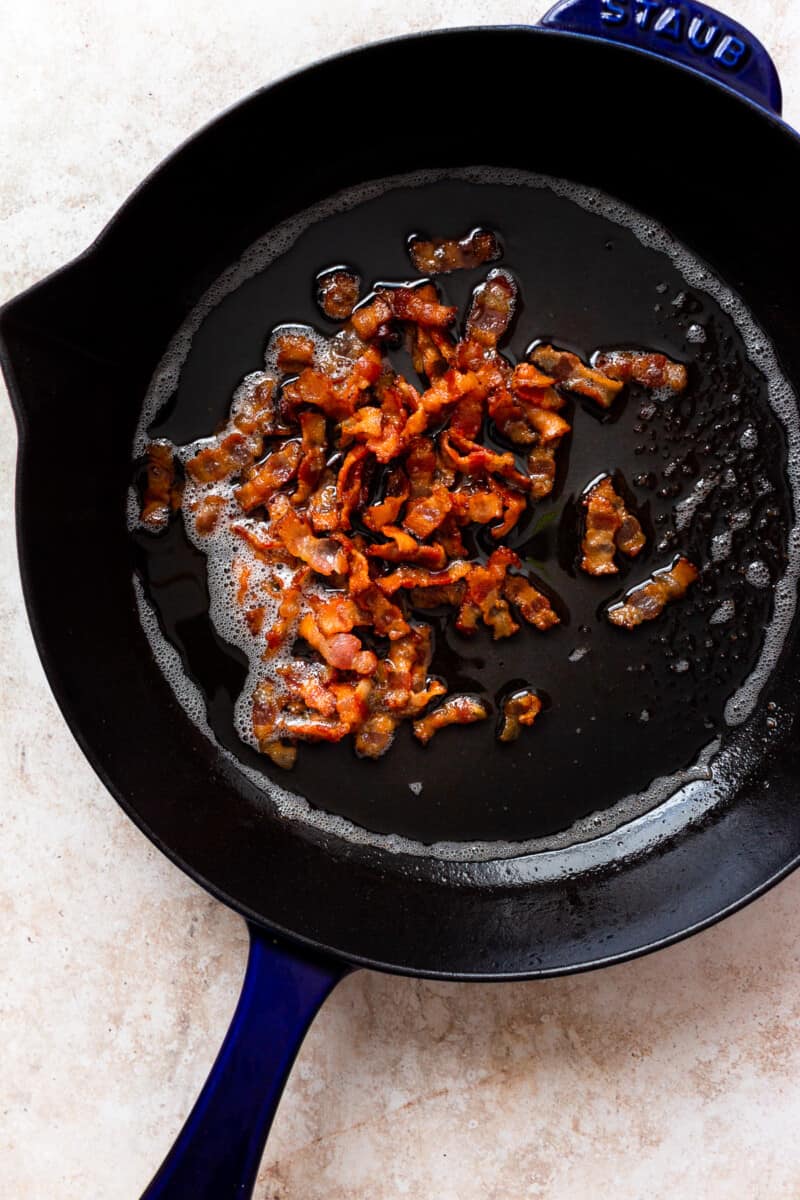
[258,869,800,1198]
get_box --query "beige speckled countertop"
[3,3,800,1197]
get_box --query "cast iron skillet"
[3,3,800,1196]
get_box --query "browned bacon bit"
[581,476,621,576]
[607,556,699,629]
[193,493,226,535]
[350,294,394,341]
[245,606,266,635]
[412,694,489,745]
[275,332,316,374]
[456,546,520,639]
[187,431,254,484]
[510,362,557,401]
[407,228,501,275]
[526,447,558,500]
[234,441,302,513]
[316,268,361,321]
[503,574,560,632]
[264,567,310,655]
[363,466,410,532]
[367,526,447,570]
[292,411,327,506]
[268,495,348,575]
[298,613,378,674]
[141,442,178,528]
[232,377,286,438]
[498,689,542,743]
[465,269,517,348]
[581,476,645,576]
[377,560,471,596]
[530,344,624,409]
[149,229,704,769]
[336,446,370,528]
[403,482,453,539]
[410,325,456,380]
[593,349,687,392]
[307,468,339,533]
[384,284,458,329]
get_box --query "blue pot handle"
[540,0,782,114]
[140,924,349,1200]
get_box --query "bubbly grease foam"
[131,167,800,865]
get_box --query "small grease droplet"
[408,781,423,795]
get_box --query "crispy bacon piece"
[355,627,445,757]
[457,546,520,639]
[278,662,338,717]
[282,369,343,420]
[410,325,456,380]
[317,269,361,321]
[350,294,394,341]
[440,430,530,490]
[292,411,327,506]
[510,362,558,401]
[310,592,362,636]
[307,468,340,533]
[490,483,528,539]
[384,284,457,329]
[363,466,410,532]
[526,447,558,499]
[450,389,485,440]
[408,228,501,275]
[607,556,699,629]
[265,567,310,655]
[187,432,254,484]
[581,476,645,576]
[275,332,316,374]
[367,526,447,570]
[336,445,370,529]
[530,345,623,409]
[234,441,302,513]
[252,681,299,769]
[268,495,348,575]
[451,485,503,526]
[298,612,378,674]
[594,349,687,392]
[192,493,226,535]
[465,269,517,348]
[356,585,410,640]
[503,575,560,631]
[413,695,489,744]
[232,376,288,438]
[498,689,542,742]
[141,442,178,528]
[353,713,398,758]
[581,476,622,576]
[403,482,453,539]
[377,559,472,596]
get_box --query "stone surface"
[2,2,799,1196]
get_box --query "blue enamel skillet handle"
[540,0,782,113]
[140,926,349,1199]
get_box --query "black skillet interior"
[4,28,800,977]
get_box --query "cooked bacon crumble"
[140,233,695,768]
